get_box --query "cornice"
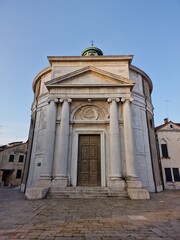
[45,65,135,86]
[45,65,135,91]
[47,55,133,65]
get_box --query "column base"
[25,187,49,200]
[36,176,52,188]
[127,188,150,200]
[124,177,150,199]
[51,176,69,188]
[109,177,125,189]
[24,176,52,199]
[125,177,142,188]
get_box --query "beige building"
[24,46,162,199]
[0,141,27,187]
[156,118,180,189]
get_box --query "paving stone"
[0,188,180,239]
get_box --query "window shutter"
[161,144,169,158]
[173,168,180,182]
[165,168,172,182]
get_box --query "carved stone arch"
[70,103,85,121]
[72,103,109,121]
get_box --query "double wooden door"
[77,135,101,186]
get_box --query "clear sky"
[0,0,180,145]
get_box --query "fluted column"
[40,98,58,180]
[121,97,137,178]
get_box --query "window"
[16,170,22,179]
[18,155,24,163]
[9,154,14,162]
[173,168,180,182]
[161,144,169,158]
[165,168,172,182]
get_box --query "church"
[24,45,163,199]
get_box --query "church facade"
[24,46,162,199]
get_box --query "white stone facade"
[25,50,162,199]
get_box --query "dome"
[81,46,103,56]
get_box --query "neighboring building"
[155,118,180,189]
[0,142,27,187]
[24,46,163,200]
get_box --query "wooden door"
[77,135,101,186]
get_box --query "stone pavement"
[0,188,180,240]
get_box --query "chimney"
[164,118,168,124]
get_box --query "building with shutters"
[24,46,163,199]
[155,118,180,189]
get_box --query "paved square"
[0,188,180,239]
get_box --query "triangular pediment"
[156,121,180,131]
[45,66,135,88]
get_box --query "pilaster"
[37,98,58,188]
[121,97,150,199]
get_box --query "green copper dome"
[81,46,103,56]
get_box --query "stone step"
[47,187,129,199]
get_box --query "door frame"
[77,134,101,186]
[70,129,106,187]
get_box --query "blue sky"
[0,0,180,145]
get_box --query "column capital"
[121,97,133,103]
[46,97,58,104]
[54,98,58,103]
[67,98,72,103]
[59,98,72,103]
[107,98,120,103]
[59,98,64,103]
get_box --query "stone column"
[52,98,71,188]
[38,98,58,187]
[107,98,124,189]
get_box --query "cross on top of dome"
[81,41,103,56]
